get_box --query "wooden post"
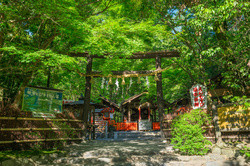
[156,56,164,138]
[93,111,95,140]
[148,108,150,121]
[138,107,141,122]
[128,104,131,122]
[81,57,93,123]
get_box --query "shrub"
[171,109,212,155]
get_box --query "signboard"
[218,105,250,131]
[139,120,152,131]
[190,84,207,109]
[22,87,63,118]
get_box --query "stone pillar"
[212,101,222,143]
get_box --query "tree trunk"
[80,57,93,122]
[13,75,32,109]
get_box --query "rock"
[216,142,226,148]
[236,156,246,166]
[21,158,30,165]
[49,153,58,158]
[160,146,175,154]
[221,148,235,158]
[54,158,67,164]
[162,140,167,143]
[236,144,244,149]
[98,158,112,163]
[178,156,190,161]
[212,146,221,155]
[31,155,40,161]
[69,152,80,157]
[83,151,95,159]
[174,148,180,153]
[206,161,224,166]
[165,146,175,153]
[207,154,226,161]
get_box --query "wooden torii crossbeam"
[76,50,180,136]
[70,50,179,59]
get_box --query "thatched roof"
[100,97,120,111]
[121,92,148,106]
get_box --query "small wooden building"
[118,92,160,131]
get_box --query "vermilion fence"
[116,122,138,131]
[115,122,160,131]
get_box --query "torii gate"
[70,50,180,135]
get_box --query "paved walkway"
[37,139,245,166]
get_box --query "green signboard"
[22,87,63,118]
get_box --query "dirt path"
[35,139,245,166]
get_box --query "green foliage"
[171,109,212,155]
[0,0,248,107]
[240,146,250,161]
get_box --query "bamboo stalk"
[0,138,83,144]
[0,117,83,122]
[0,128,85,131]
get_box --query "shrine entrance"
[71,50,180,135]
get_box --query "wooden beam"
[0,128,84,131]
[110,70,155,75]
[0,138,82,144]
[0,117,84,122]
[69,50,180,59]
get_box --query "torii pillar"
[81,57,93,123]
[156,56,164,138]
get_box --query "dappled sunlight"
[49,139,180,165]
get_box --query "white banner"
[190,84,207,109]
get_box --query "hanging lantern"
[122,77,125,85]
[137,77,141,84]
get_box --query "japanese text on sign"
[190,84,207,109]
[22,87,63,116]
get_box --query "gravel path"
[36,139,247,166]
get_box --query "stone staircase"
[113,131,161,140]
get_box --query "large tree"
[0,0,115,107]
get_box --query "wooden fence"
[161,105,250,143]
[0,115,85,150]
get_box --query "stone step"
[114,131,161,140]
